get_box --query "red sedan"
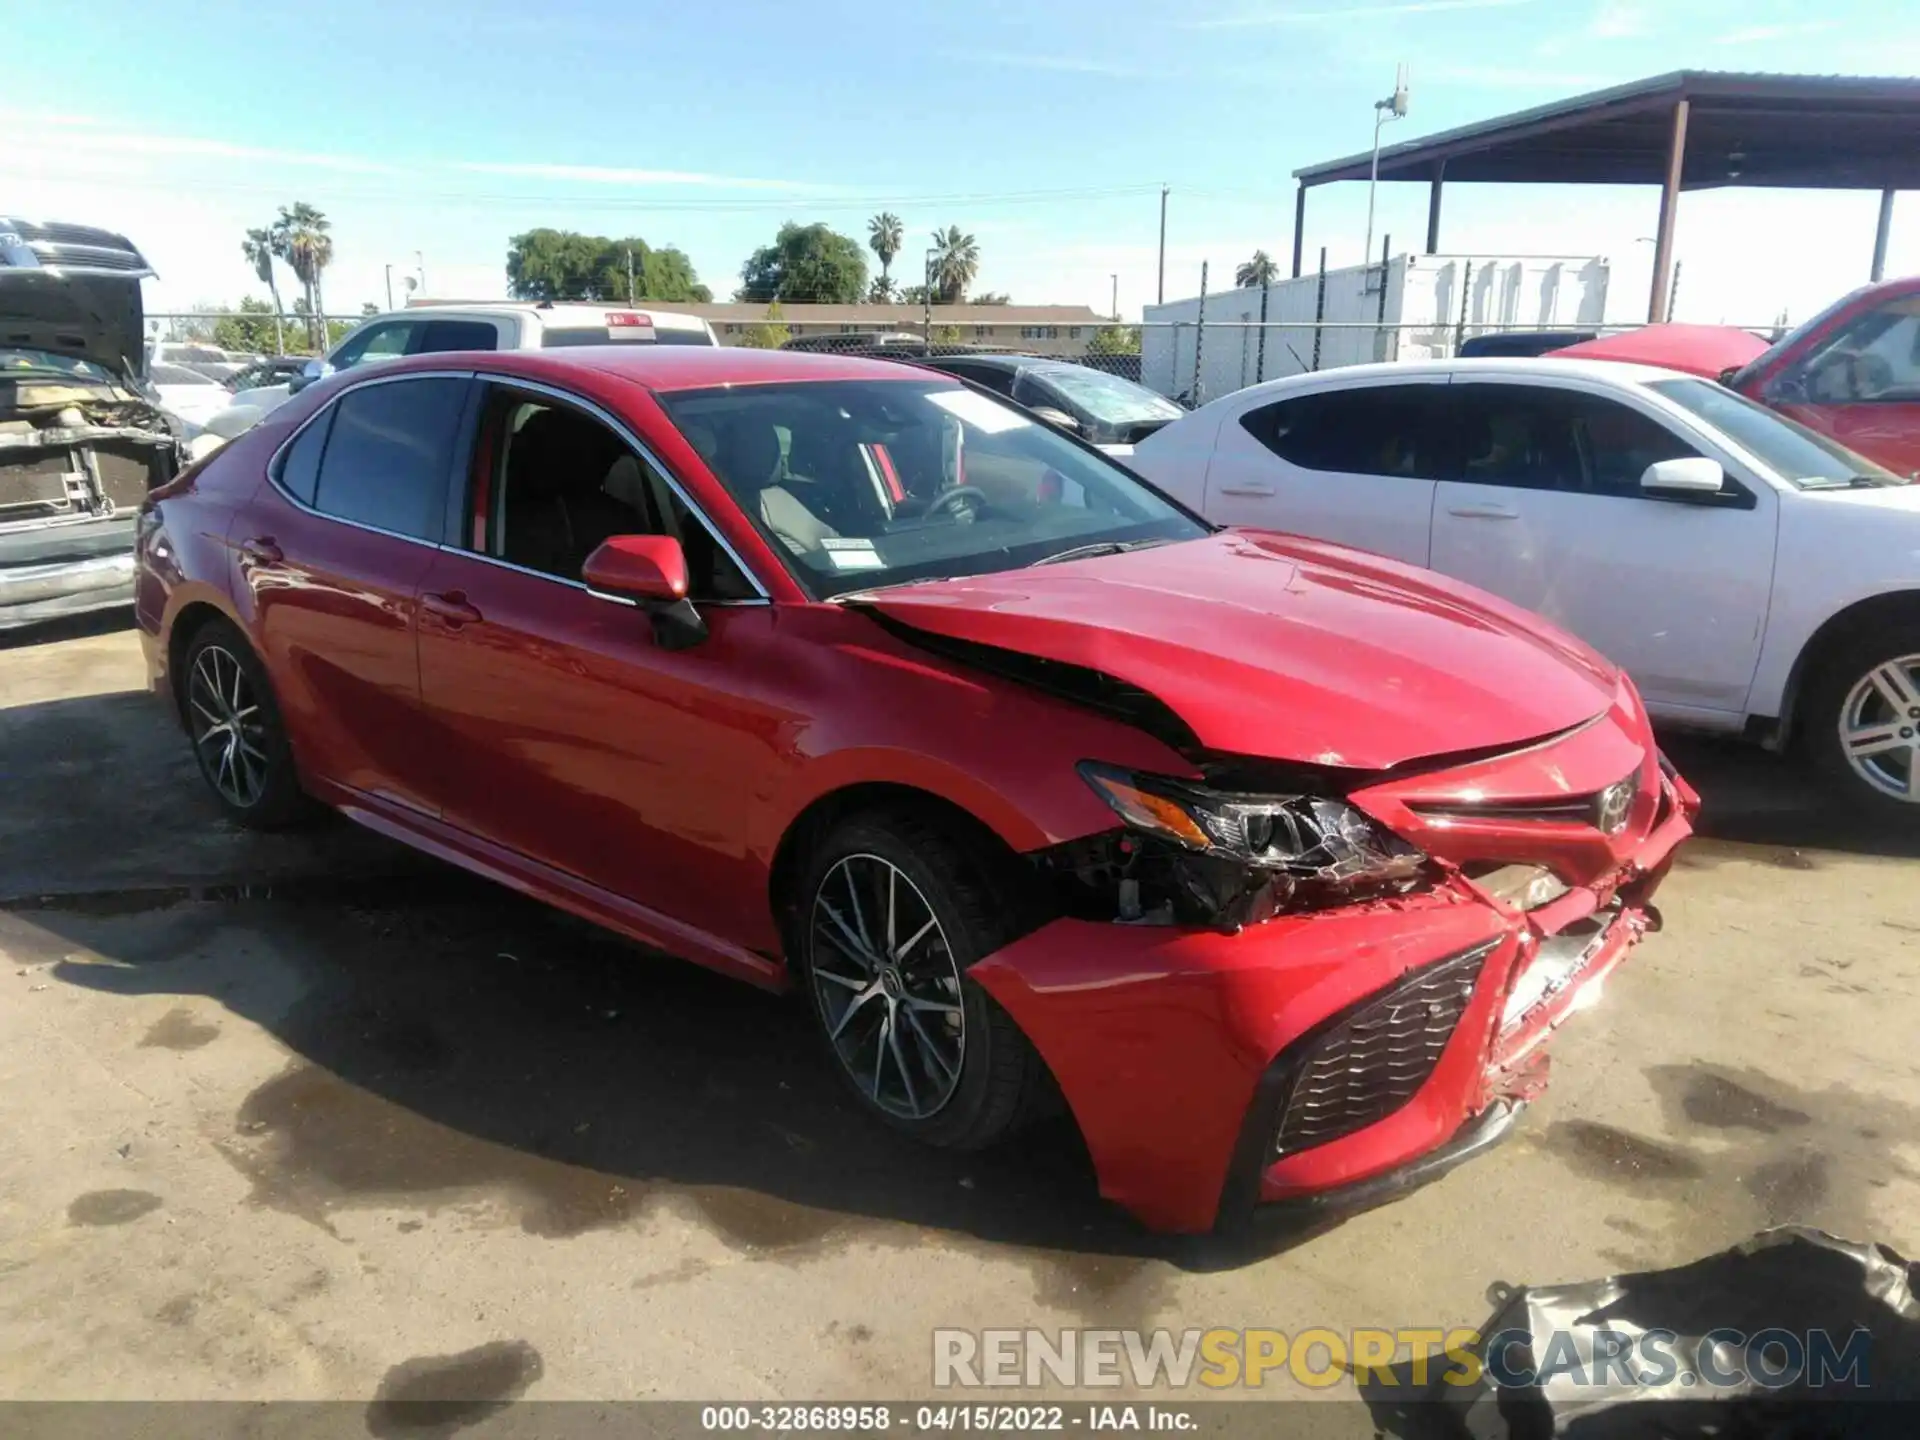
[134,347,1696,1234]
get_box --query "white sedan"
[1130,357,1920,810]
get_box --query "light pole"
[415,250,427,297]
[924,247,939,344]
[1363,65,1409,275]
[384,264,395,312]
[1111,273,1119,321]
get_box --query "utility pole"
[1156,185,1169,305]
[1110,273,1119,321]
[384,265,394,312]
[1364,65,1410,277]
[627,248,637,305]
[415,250,427,296]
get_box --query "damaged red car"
[134,347,1697,1234]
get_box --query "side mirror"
[1029,406,1080,433]
[287,358,331,395]
[1640,456,1726,495]
[582,534,706,649]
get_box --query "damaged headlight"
[1059,763,1430,932]
[1078,762,1424,880]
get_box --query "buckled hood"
[856,529,1622,771]
[1,220,154,381]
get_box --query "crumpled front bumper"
[973,683,1698,1235]
[0,517,137,628]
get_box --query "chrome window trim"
[476,373,773,603]
[264,368,774,605]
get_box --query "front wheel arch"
[1778,591,1920,748]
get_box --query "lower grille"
[1274,941,1495,1156]
[1,453,78,514]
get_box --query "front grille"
[29,243,151,274]
[1409,770,1641,834]
[1274,941,1494,1156]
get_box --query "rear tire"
[794,810,1047,1150]
[179,618,313,830]
[1803,626,1920,815]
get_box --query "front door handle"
[239,536,283,565]
[1446,503,1519,520]
[420,590,483,627]
[1217,482,1277,497]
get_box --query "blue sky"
[6,0,1918,327]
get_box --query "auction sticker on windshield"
[820,538,887,570]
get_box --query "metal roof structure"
[1288,71,1920,318]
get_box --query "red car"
[134,347,1696,1234]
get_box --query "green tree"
[1235,250,1279,289]
[931,324,963,344]
[868,275,898,303]
[271,203,333,348]
[241,227,286,352]
[1086,325,1141,356]
[505,229,710,303]
[212,297,283,354]
[737,302,791,349]
[736,222,867,304]
[867,212,903,289]
[970,291,1011,305]
[930,225,980,305]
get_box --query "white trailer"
[1142,253,1609,403]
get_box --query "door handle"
[1446,504,1519,520]
[239,536,283,565]
[420,590,483,627]
[1217,482,1277,497]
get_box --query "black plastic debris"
[1363,1226,1920,1438]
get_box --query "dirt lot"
[2,615,1918,1410]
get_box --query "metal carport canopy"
[1289,70,1920,321]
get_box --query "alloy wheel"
[808,853,966,1120]
[188,644,270,808]
[1838,653,1920,803]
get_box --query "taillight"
[604,311,654,329]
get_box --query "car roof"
[397,301,710,328]
[381,344,945,393]
[1233,355,1689,396]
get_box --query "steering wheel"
[925,484,991,522]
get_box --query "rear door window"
[310,377,470,540]
[1240,385,1448,480]
[330,321,417,371]
[414,319,501,355]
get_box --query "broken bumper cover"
[973,693,1698,1235]
[0,517,137,628]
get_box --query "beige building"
[680,303,1112,356]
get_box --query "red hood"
[1548,323,1768,378]
[856,530,1619,770]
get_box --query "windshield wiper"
[1028,538,1173,568]
[1804,474,1908,489]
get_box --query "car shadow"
[0,605,137,651]
[1659,731,1920,861]
[1,683,1910,1278]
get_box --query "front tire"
[179,618,312,830]
[795,811,1046,1149]
[1805,628,1920,813]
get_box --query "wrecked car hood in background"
[1,219,154,381]
[1363,1227,1920,1438]
[856,529,1620,770]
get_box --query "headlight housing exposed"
[1057,762,1430,931]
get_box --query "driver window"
[1794,299,1920,403]
[473,391,755,600]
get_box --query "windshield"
[1648,377,1904,488]
[1728,286,1867,390]
[1024,365,1181,427]
[1,347,118,382]
[656,378,1208,599]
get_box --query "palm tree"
[867,213,903,293]
[930,225,980,305]
[1236,250,1280,289]
[271,203,334,349]
[242,227,287,353]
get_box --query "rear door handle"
[420,590,483,627]
[1217,482,1277,497]
[239,536,283,565]
[1446,503,1519,520]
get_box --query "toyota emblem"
[1596,778,1636,835]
